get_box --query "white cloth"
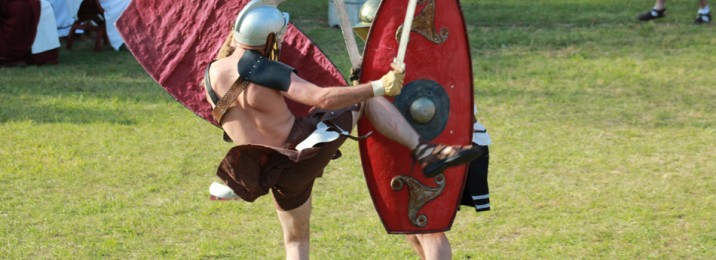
[32,0,61,54]
[47,0,130,50]
[100,0,130,51]
[472,105,492,146]
[472,121,492,146]
[46,0,77,37]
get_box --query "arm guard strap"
[237,50,295,92]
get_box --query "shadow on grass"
[0,45,163,125]
[0,42,172,101]
[0,96,136,125]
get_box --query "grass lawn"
[1,0,715,258]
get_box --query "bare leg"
[698,0,708,9]
[276,196,312,260]
[406,234,426,259]
[415,233,452,260]
[654,0,665,10]
[357,97,481,177]
[363,97,420,149]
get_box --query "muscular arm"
[284,73,375,110]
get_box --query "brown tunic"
[215,105,356,210]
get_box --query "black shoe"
[638,8,666,21]
[695,12,712,24]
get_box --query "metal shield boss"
[358,0,474,233]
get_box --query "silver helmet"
[233,0,289,47]
[353,0,380,41]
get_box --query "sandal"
[695,12,712,24]
[412,143,484,178]
[638,8,666,21]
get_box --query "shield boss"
[393,79,450,141]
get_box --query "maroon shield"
[115,0,347,125]
[358,0,474,233]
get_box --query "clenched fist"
[371,60,406,97]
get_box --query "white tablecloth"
[33,0,61,54]
[46,0,76,37]
[47,0,130,51]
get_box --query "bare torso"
[208,49,295,147]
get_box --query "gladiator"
[203,0,483,258]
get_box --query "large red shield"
[115,0,347,124]
[358,0,474,233]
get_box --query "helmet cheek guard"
[263,33,281,61]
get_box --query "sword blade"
[396,0,419,65]
[333,0,363,69]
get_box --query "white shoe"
[209,182,240,200]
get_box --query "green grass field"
[1,0,715,258]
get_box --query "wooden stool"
[66,0,108,52]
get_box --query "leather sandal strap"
[413,143,442,164]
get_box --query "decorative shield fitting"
[391,174,446,227]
